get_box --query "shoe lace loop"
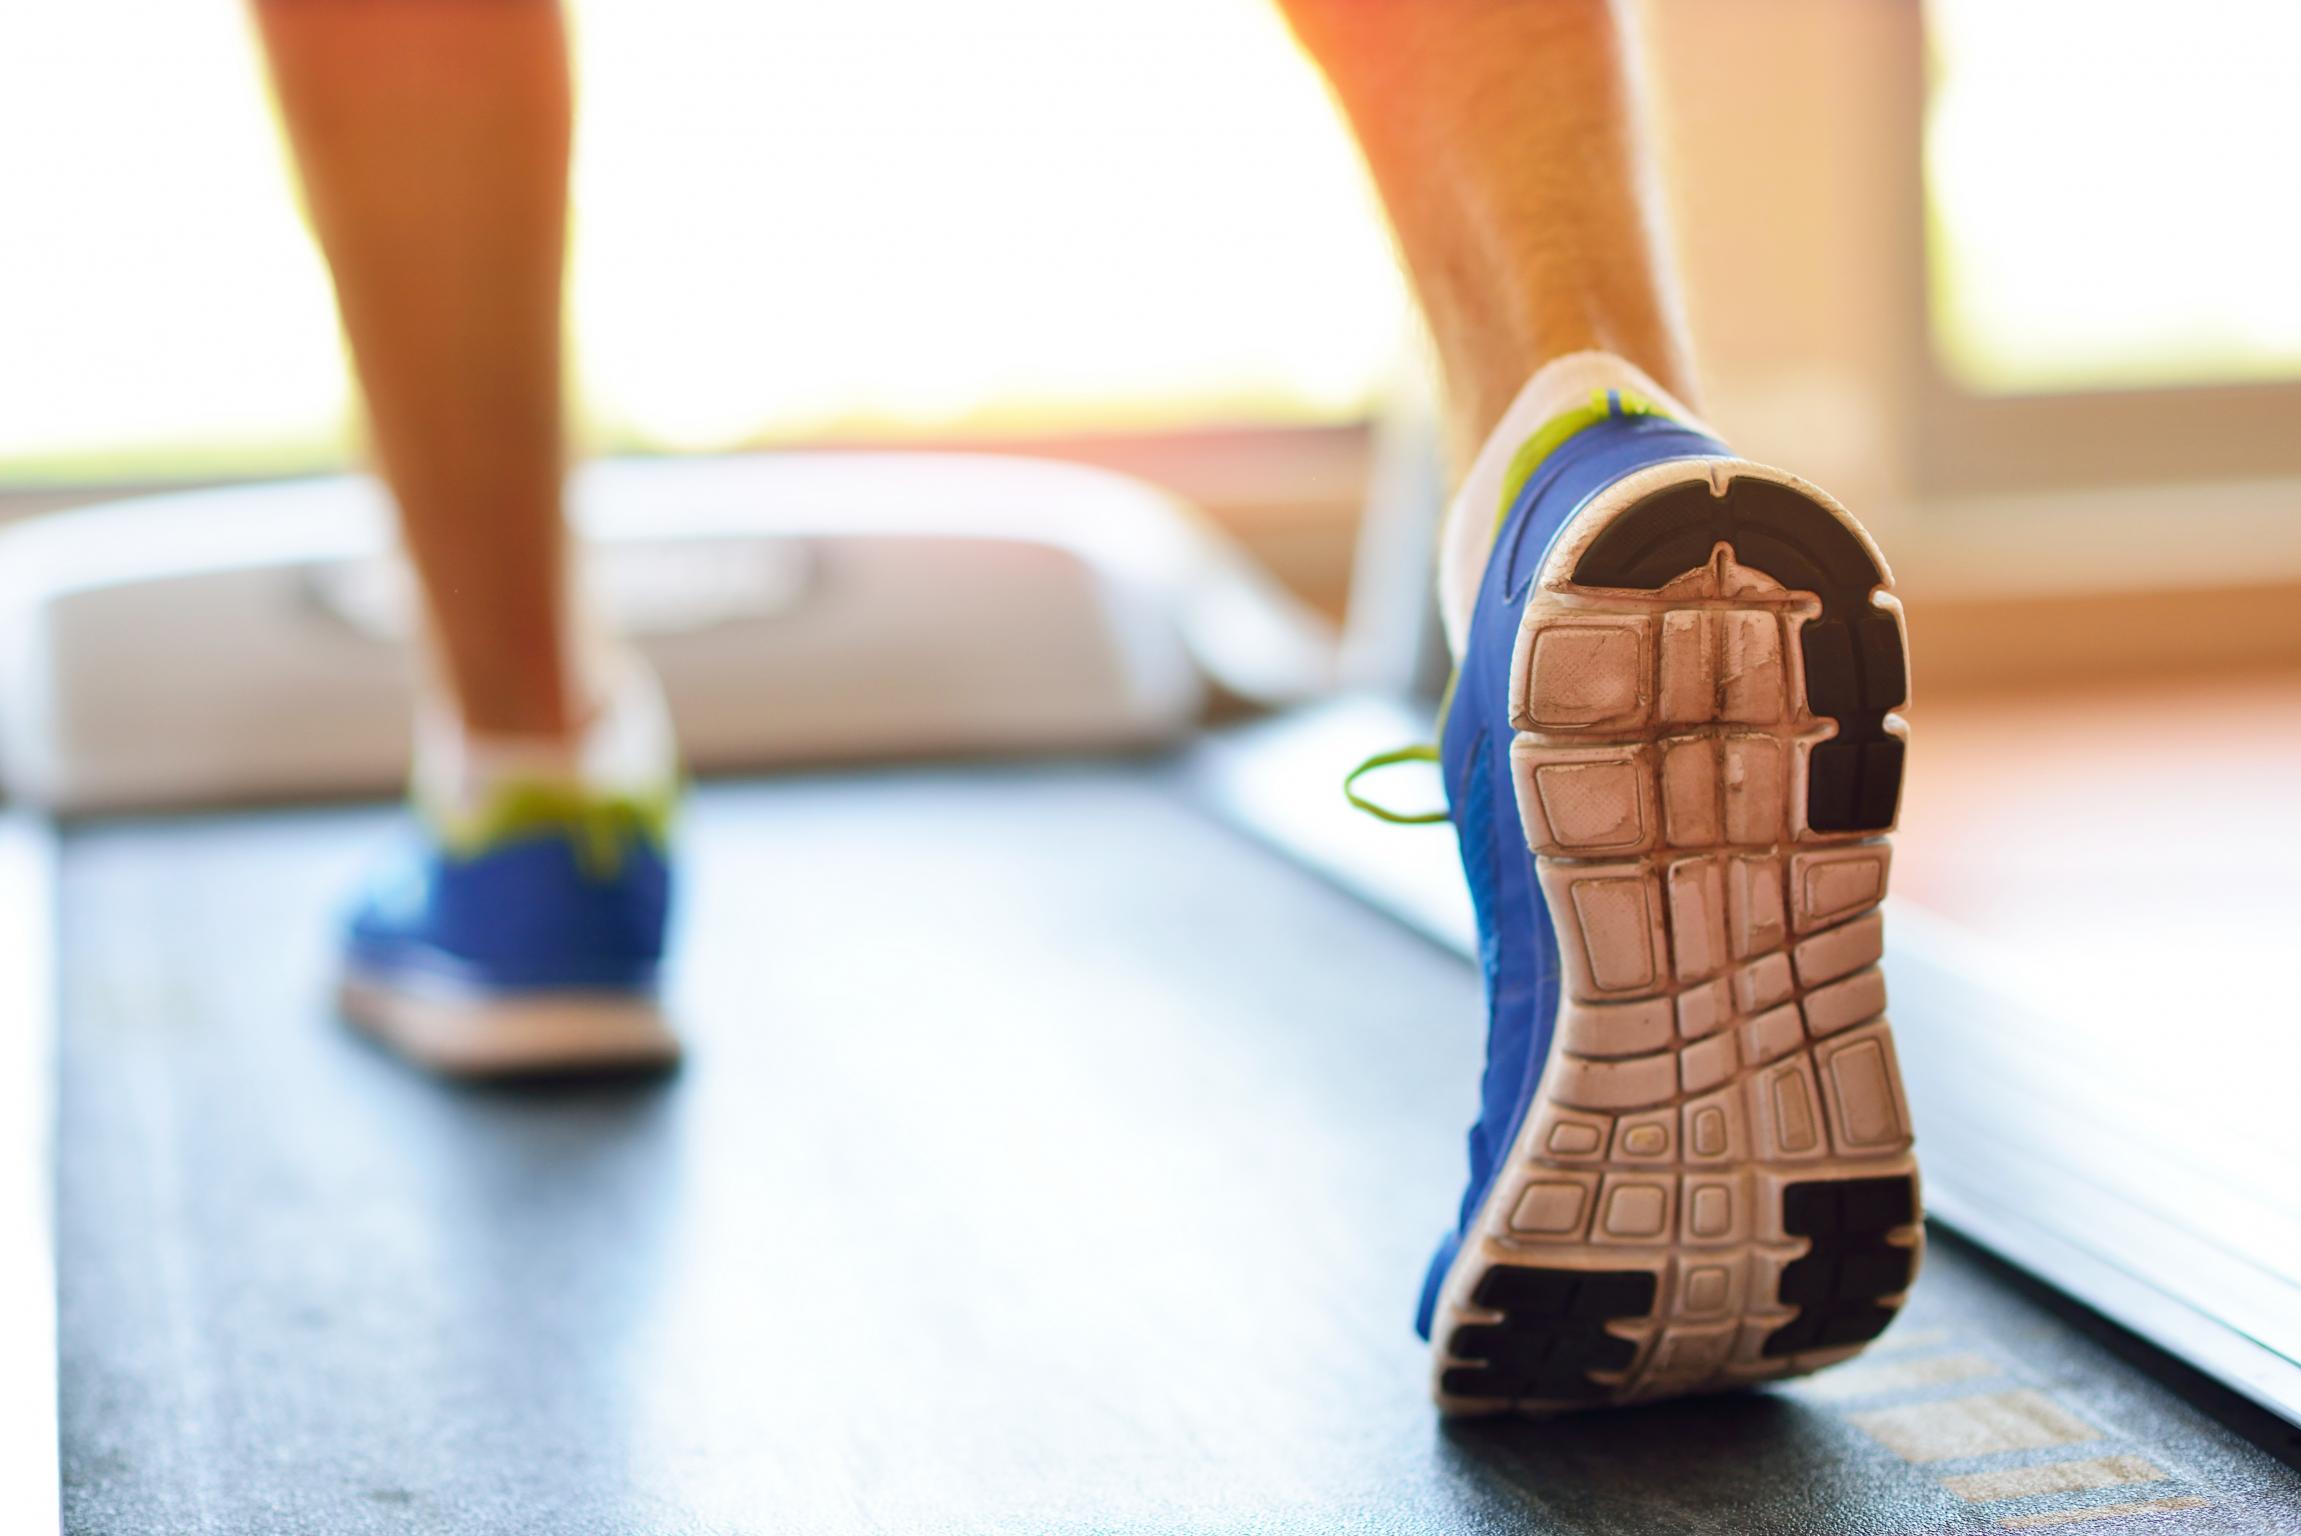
[1342,742,1449,826]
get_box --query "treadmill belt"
[54,766,2301,1533]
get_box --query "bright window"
[0,0,1407,481]
[1926,0,2301,395]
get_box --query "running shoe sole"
[340,974,679,1078]
[1430,457,1918,1415]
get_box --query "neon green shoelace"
[427,779,679,879]
[1341,742,1449,825]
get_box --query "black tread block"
[1448,1265,1657,1403]
[1857,616,1908,709]
[1449,1324,1515,1361]
[1473,1267,1577,1316]
[1780,1182,1838,1237]
[1572,478,1906,833]
[1856,741,1906,830]
[1810,738,1907,834]
[1839,1177,1918,1234]
[1441,1366,1511,1399]
[1783,1176,1917,1237]
[1806,742,1863,833]
[1534,1372,1612,1402]
[1777,1255,1835,1306]
[1763,1314,1823,1356]
[1818,1307,1897,1348]
[1840,1247,1916,1299]
[1575,1271,1660,1319]
[1767,1178,1918,1358]
[1800,621,1860,719]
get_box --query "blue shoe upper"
[1416,405,1727,1339]
[344,815,671,997]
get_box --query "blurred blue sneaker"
[339,782,678,1076]
[1407,362,1920,1414]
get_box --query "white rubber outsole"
[339,975,680,1078]
[1430,457,1919,1416]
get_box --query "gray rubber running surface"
[55,765,2301,1533]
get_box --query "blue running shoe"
[339,783,678,1076]
[1419,390,1919,1414]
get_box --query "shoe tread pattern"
[1433,465,1919,1417]
[1573,477,1907,833]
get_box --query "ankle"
[414,650,678,827]
[1435,350,1713,655]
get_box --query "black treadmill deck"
[55,767,2301,1533]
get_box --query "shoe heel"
[1432,460,1921,1415]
